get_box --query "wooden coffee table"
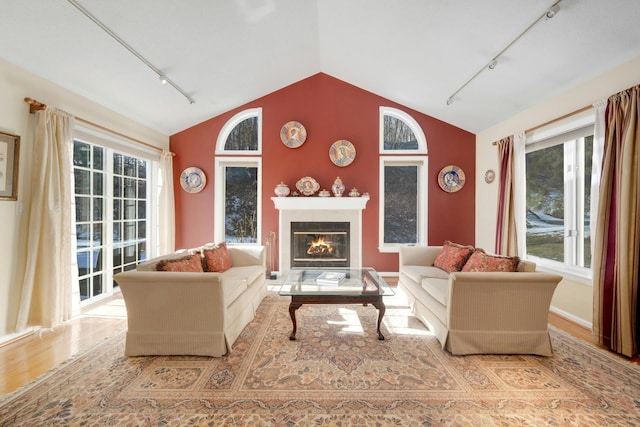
[278,268,395,340]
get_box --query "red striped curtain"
[592,84,640,357]
[495,136,518,256]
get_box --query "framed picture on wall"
[0,131,20,201]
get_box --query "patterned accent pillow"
[461,249,520,272]
[202,242,233,272]
[156,255,204,272]
[433,241,475,273]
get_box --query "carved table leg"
[288,302,302,340]
[372,300,386,340]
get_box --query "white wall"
[0,59,169,339]
[475,55,640,327]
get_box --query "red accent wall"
[170,73,475,272]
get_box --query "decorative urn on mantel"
[274,182,290,197]
[331,176,345,197]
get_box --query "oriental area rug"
[2,293,640,426]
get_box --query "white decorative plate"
[180,167,206,193]
[295,176,320,196]
[438,165,465,193]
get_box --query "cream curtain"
[495,135,517,255]
[158,150,175,254]
[16,107,79,330]
[592,84,640,357]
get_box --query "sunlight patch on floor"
[79,297,127,319]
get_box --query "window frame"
[379,106,427,155]
[378,155,428,253]
[214,157,262,245]
[524,113,595,283]
[215,107,262,155]
[73,127,159,306]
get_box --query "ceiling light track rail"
[446,0,561,106]
[66,0,195,105]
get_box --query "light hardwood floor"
[1,288,638,397]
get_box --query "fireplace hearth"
[291,222,349,268]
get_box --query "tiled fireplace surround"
[272,196,370,274]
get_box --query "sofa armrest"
[399,246,443,268]
[115,271,226,330]
[229,245,266,268]
[447,272,563,331]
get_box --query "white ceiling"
[2,0,640,136]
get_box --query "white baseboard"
[0,327,38,348]
[550,306,592,329]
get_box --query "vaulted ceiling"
[2,0,640,136]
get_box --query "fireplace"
[291,222,350,268]
[271,196,369,274]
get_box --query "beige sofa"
[114,245,267,357]
[398,246,563,356]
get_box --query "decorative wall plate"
[280,121,307,148]
[484,169,496,184]
[295,176,320,196]
[180,167,206,193]
[329,140,356,167]
[438,165,465,193]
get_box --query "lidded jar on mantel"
[274,181,290,197]
[331,176,345,197]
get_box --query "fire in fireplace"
[291,222,350,268]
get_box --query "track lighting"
[66,0,195,105]
[446,1,562,106]
[546,4,560,19]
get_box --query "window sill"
[530,260,593,286]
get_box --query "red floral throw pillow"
[202,242,233,272]
[433,241,475,273]
[156,255,204,272]
[461,249,520,272]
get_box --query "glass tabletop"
[278,268,395,297]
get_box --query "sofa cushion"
[219,265,264,307]
[433,241,475,273]
[202,242,233,272]
[421,277,450,306]
[137,250,192,271]
[221,277,248,308]
[461,249,520,272]
[222,265,263,285]
[402,265,450,284]
[155,254,204,272]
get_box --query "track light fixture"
[446,0,561,106]
[66,0,195,105]
[546,4,560,19]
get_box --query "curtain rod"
[491,104,594,145]
[23,97,174,156]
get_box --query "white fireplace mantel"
[271,195,369,211]
[271,196,369,274]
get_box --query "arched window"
[216,108,262,154]
[214,108,262,244]
[379,107,427,154]
[379,107,428,252]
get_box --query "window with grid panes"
[73,140,150,303]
